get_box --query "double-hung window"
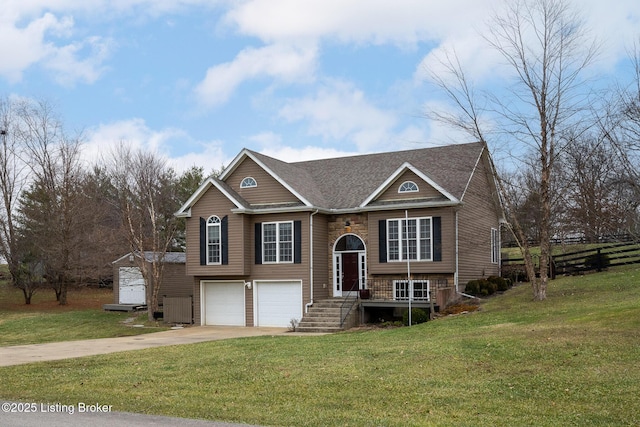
[263,221,293,263]
[394,280,430,301]
[207,215,221,264]
[387,217,432,261]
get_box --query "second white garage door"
[254,280,302,327]
[202,281,245,326]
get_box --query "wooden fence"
[501,241,640,280]
[163,296,193,324]
[503,233,637,248]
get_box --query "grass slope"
[1,267,639,426]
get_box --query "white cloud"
[169,141,228,174]
[278,80,397,152]
[249,131,283,147]
[84,118,230,174]
[0,11,114,85]
[83,118,182,164]
[0,13,70,82]
[224,0,495,47]
[45,36,114,86]
[247,130,357,161]
[194,43,317,108]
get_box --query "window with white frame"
[240,177,257,188]
[387,217,432,261]
[491,227,499,264]
[263,221,293,263]
[398,181,419,193]
[207,215,221,264]
[394,280,430,301]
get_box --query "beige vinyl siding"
[227,158,300,205]
[158,263,191,299]
[312,214,330,300]
[192,277,201,324]
[252,212,311,308]
[376,170,443,202]
[457,153,501,286]
[367,208,456,275]
[186,186,248,277]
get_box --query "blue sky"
[1,0,639,173]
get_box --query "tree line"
[0,97,209,320]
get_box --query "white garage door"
[203,282,245,326]
[119,267,146,305]
[254,281,302,327]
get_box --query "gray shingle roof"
[247,142,484,210]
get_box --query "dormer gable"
[360,163,459,208]
[175,177,246,218]
[220,149,312,207]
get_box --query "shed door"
[118,267,146,305]
[254,281,302,327]
[203,282,245,326]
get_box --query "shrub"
[465,280,480,295]
[477,279,496,296]
[403,308,429,325]
[488,276,509,292]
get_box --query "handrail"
[340,287,359,328]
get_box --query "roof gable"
[360,163,459,207]
[175,176,247,218]
[220,149,313,207]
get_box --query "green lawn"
[1,267,639,426]
[0,276,167,345]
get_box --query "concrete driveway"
[0,326,288,367]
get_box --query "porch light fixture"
[345,221,351,233]
[245,281,252,289]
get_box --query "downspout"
[305,210,319,313]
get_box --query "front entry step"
[296,297,358,333]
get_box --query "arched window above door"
[334,234,365,251]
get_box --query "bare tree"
[427,0,598,300]
[0,98,38,303]
[16,99,85,305]
[559,135,634,240]
[108,145,180,321]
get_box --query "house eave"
[230,200,462,215]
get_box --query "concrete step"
[296,325,344,333]
[304,311,341,318]
[296,298,359,333]
[298,318,341,326]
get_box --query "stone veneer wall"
[327,213,369,297]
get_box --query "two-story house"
[175,141,504,328]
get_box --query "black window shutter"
[255,222,262,264]
[433,216,442,261]
[294,220,302,264]
[221,216,228,265]
[199,217,206,265]
[378,220,387,263]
